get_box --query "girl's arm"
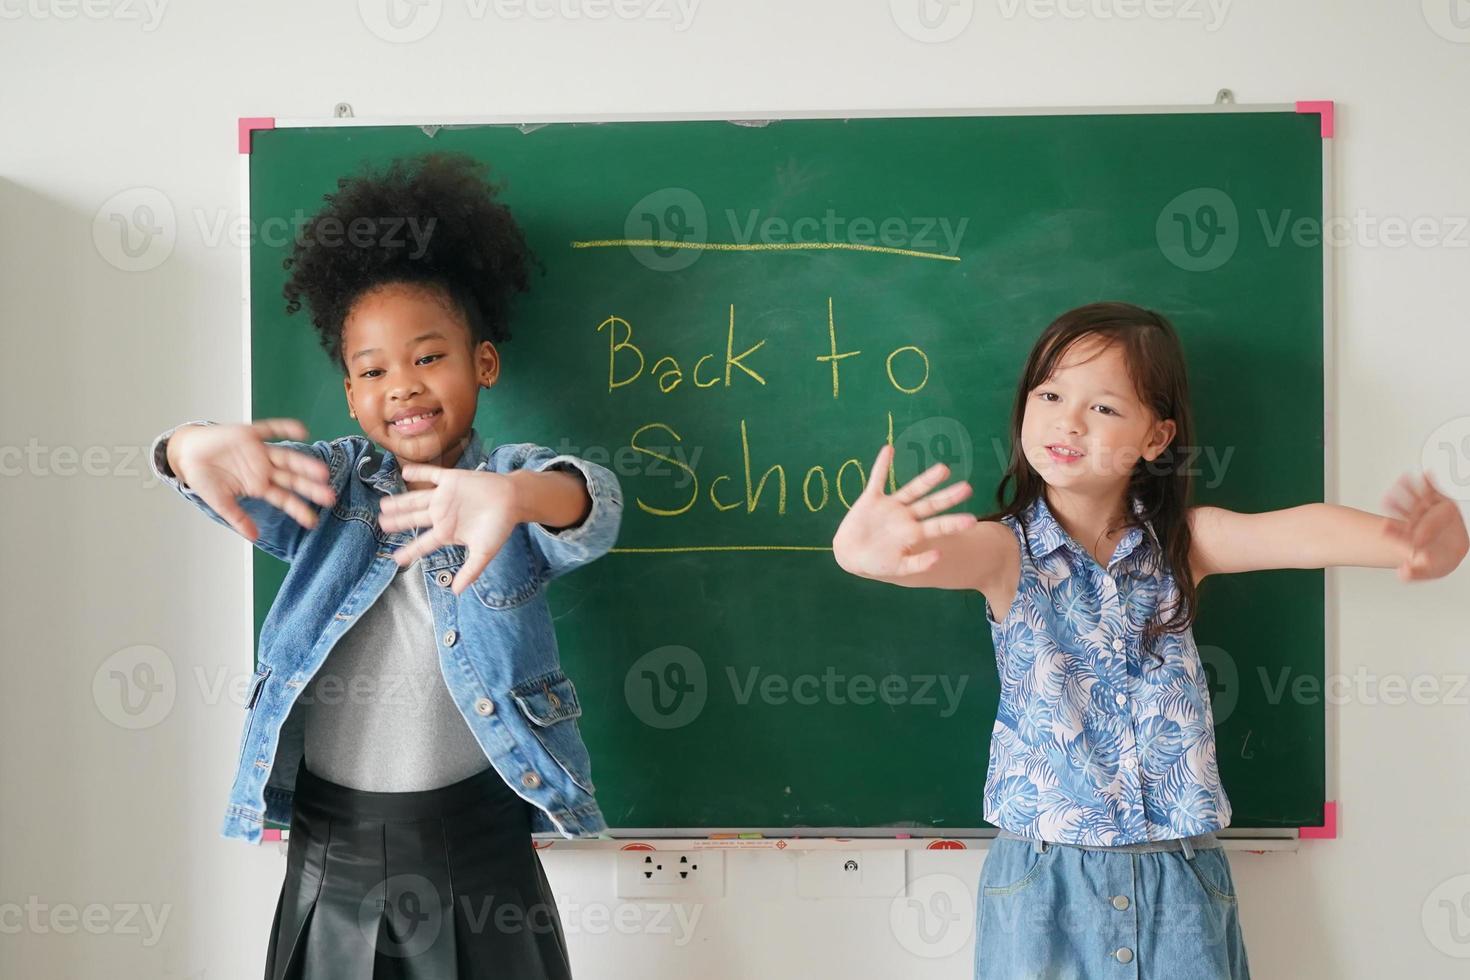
[831,445,1015,592]
[1189,473,1468,584]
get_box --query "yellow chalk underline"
[611,545,832,554]
[571,239,961,263]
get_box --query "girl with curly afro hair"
[150,151,624,979]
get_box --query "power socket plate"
[615,849,726,898]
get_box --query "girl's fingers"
[267,444,333,492]
[392,529,445,567]
[269,458,335,508]
[918,512,978,539]
[380,488,434,512]
[863,446,894,497]
[453,551,495,596]
[214,495,260,542]
[910,480,972,519]
[380,506,433,532]
[259,483,319,531]
[253,417,308,442]
[893,462,951,505]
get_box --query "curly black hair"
[282,151,540,375]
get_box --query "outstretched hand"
[831,444,977,579]
[1381,472,1469,581]
[171,418,336,542]
[378,465,522,595]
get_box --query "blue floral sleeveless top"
[982,494,1232,845]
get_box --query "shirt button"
[1115,947,1134,964]
[1112,895,1130,911]
[1114,692,1127,707]
[436,570,452,588]
[443,629,457,646]
[1112,638,1125,652]
[475,697,495,716]
[521,771,542,789]
[1123,757,1137,770]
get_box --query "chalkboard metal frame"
[241,102,1336,844]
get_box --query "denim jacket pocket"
[511,669,596,794]
[469,530,548,610]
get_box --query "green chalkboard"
[248,110,1326,834]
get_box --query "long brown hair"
[984,302,1199,657]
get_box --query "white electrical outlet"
[615,849,725,898]
[795,850,906,898]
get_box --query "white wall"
[3,2,1469,977]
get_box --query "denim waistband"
[996,829,1222,855]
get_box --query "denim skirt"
[263,763,572,980]
[974,831,1251,979]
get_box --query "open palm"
[832,444,977,578]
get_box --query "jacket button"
[1114,947,1134,963]
[443,629,457,646]
[521,771,542,789]
[436,570,452,587]
[1112,895,1130,910]
[475,697,495,716]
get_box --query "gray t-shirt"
[298,557,493,792]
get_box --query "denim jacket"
[149,420,623,845]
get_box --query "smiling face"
[1019,334,1176,496]
[341,281,499,481]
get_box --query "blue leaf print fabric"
[982,494,1232,844]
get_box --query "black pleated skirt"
[263,763,573,980]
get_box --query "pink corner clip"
[1295,101,1335,139]
[1298,800,1338,840]
[261,828,282,843]
[239,117,276,154]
